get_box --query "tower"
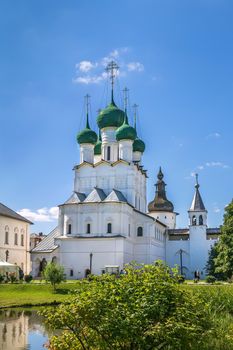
[188,174,207,227]
[148,167,177,229]
[188,174,208,277]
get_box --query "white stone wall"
[0,216,30,274]
[149,211,177,229]
[74,162,147,212]
[80,144,94,163]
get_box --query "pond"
[0,308,53,350]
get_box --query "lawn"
[0,282,79,308]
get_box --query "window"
[21,234,24,246]
[87,223,91,234]
[107,223,112,234]
[70,269,74,277]
[128,224,131,237]
[14,233,18,245]
[192,215,196,226]
[67,224,72,234]
[107,146,111,161]
[5,231,9,245]
[199,215,203,225]
[137,226,143,237]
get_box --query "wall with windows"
[0,216,30,274]
[74,161,147,212]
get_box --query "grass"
[0,282,79,308]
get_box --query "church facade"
[31,62,220,280]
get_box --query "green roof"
[97,99,125,129]
[94,130,102,155]
[116,113,136,141]
[77,114,97,145]
[133,137,145,153]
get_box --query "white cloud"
[17,207,59,223]
[73,48,144,85]
[76,61,97,72]
[205,161,229,169]
[127,62,144,72]
[206,132,221,139]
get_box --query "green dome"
[116,113,136,141]
[77,114,97,145]
[97,100,125,129]
[133,137,145,153]
[77,128,97,145]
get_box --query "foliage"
[214,200,233,280]
[42,262,213,350]
[43,263,66,292]
[0,274,5,283]
[9,273,17,283]
[24,275,33,283]
[205,275,216,284]
[205,243,224,280]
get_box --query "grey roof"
[207,228,220,235]
[190,187,206,211]
[64,192,86,204]
[0,203,33,224]
[168,229,189,235]
[104,189,127,203]
[84,187,107,203]
[31,226,60,253]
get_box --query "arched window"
[52,256,57,263]
[199,215,203,226]
[21,234,24,246]
[137,226,143,237]
[87,223,91,234]
[14,233,18,245]
[192,215,196,226]
[67,223,72,234]
[5,230,9,245]
[107,146,111,161]
[107,223,112,234]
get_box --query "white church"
[31,61,220,280]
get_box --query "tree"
[214,199,233,280]
[205,243,224,280]
[43,262,65,291]
[42,262,213,350]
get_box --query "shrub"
[42,261,213,350]
[206,275,217,284]
[0,274,5,283]
[9,273,17,283]
[24,275,33,283]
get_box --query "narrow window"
[5,250,9,262]
[67,224,72,234]
[14,233,18,245]
[107,223,112,234]
[21,234,24,246]
[137,226,143,237]
[192,216,196,226]
[199,215,203,225]
[87,223,91,234]
[128,224,131,237]
[107,146,111,161]
[5,231,9,245]
[70,269,73,277]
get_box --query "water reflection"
[0,308,51,350]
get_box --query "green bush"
[24,275,33,283]
[43,262,65,291]
[206,275,217,284]
[42,262,213,350]
[0,274,5,283]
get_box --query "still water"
[0,308,53,350]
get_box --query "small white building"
[0,203,32,274]
[31,61,220,280]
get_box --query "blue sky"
[0,0,232,233]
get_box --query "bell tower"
[188,174,207,227]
